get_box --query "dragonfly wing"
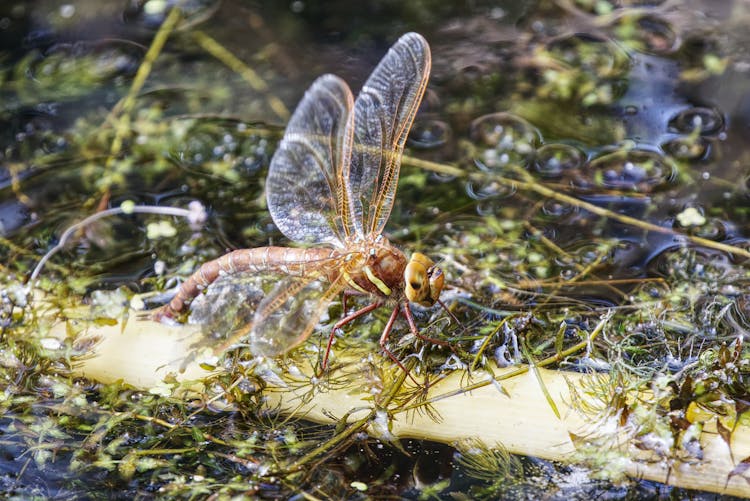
[267,74,354,246]
[249,274,346,357]
[343,32,431,236]
[186,271,270,352]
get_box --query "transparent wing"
[267,74,354,246]
[343,32,431,237]
[186,252,346,357]
[249,274,346,357]
[187,271,272,350]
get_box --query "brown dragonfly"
[155,33,446,372]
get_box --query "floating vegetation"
[3,0,750,498]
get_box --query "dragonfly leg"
[342,290,350,314]
[402,302,452,348]
[322,300,383,370]
[379,305,420,386]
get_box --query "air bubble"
[470,112,541,171]
[534,143,584,178]
[574,149,676,192]
[668,107,724,136]
[408,119,451,149]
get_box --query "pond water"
[2,0,750,498]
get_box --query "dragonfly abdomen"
[155,246,340,319]
[220,246,340,276]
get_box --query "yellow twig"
[105,6,184,166]
[191,30,290,122]
[401,154,750,261]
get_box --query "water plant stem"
[401,154,750,261]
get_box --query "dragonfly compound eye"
[405,252,440,306]
[427,266,445,304]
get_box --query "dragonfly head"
[404,252,444,307]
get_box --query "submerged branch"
[51,302,750,497]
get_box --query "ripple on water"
[168,117,271,175]
[545,33,630,79]
[661,135,711,161]
[612,13,679,54]
[20,40,145,101]
[533,143,585,179]
[573,148,677,193]
[668,106,725,136]
[470,112,541,171]
[122,0,221,31]
[646,245,738,284]
[408,119,451,149]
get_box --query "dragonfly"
[155,32,447,373]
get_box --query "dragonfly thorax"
[344,240,408,298]
[342,240,443,307]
